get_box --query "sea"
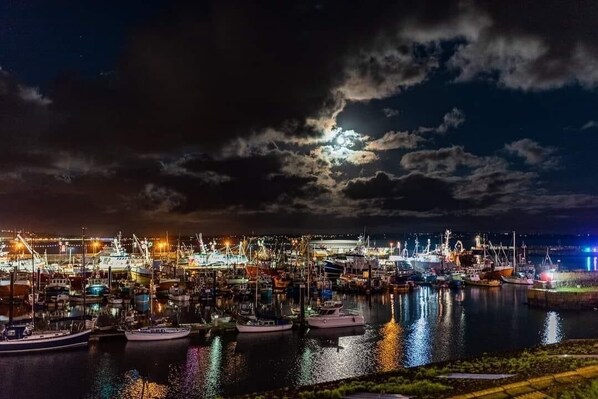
[1,233,598,398]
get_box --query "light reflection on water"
[6,286,598,398]
[541,311,562,345]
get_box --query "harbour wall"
[528,271,598,310]
[527,289,598,310]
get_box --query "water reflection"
[541,311,562,344]
[377,294,402,371]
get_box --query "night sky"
[1,1,598,235]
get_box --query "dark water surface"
[4,286,598,399]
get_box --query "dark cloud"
[400,146,483,173]
[343,172,466,212]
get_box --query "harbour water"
[4,285,598,398]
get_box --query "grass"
[555,379,598,398]
[555,287,598,293]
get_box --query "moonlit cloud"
[505,139,559,168]
[581,120,598,130]
[366,131,426,151]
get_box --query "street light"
[93,241,100,266]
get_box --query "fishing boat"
[323,235,379,278]
[0,278,31,302]
[44,277,71,302]
[236,318,293,333]
[188,234,249,269]
[307,301,365,329]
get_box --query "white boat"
[324,235,380,277]
[97,234,153,283]
[307,301,365,329]
[501,274,533,285]
[236,318,293,333]
[188,234,249,269]
[125,327,191,341]
[126,279,190,341]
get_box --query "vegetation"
[556,379,598,399]
[555,286,598,293]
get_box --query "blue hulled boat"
[0,325,91,354]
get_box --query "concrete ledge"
[471,386,505,397]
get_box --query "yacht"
[307,301,365,328]
[236,318,293,333]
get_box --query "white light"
[336,136,346,146]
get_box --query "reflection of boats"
[307,325,366,349]
[307,301,365,328]
[307,325,365,339]
[168,286,190,302]
[0,325,91,354]
[236,318,292,333]
[156,278,179,298]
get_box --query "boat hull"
[0,282,31,301]
[307,315,365,329]
[125,328,190,341]
[236,323,293,333]
[0,329,91,354]
[500,276,533,285]
[464,279,501,287]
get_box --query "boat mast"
[512,231,516,269]
[82,227,87,317]
[31,235,35,330]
